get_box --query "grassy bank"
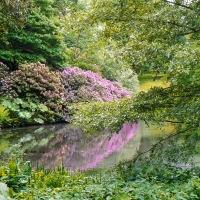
[139,74,169,91]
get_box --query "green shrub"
[1,62,68,121]
[73,97,137,133]
[72,57,100,73]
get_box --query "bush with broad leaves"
[0,62,67,119]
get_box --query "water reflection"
[0,123,141,171]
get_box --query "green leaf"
[19,111,32,119]
[34,118,44,124]
[1,100,20,112]
[37,104,48,112]
[14,98,23,105]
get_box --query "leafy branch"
[166,1,194,10]
[132,128,190,163]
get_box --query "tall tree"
[73,0,200,134]
[76,0,199,73]
[0,0,31,37]
[0,0,72,69]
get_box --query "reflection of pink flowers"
[31,123,140,171]
[73,123,140,171]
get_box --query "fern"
[0,106,11,127]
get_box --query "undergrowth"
[0,161,199,199]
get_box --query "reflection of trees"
[0,124,70,160]
[1,123,140,171]
[31,123,140,170]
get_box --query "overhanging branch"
[166,1,194,10]
[132,128,190,163]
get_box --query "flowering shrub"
[0,62,14,98]
[0,63,131,125]
[62,67,131,102]
[1,62,67,118]
[0,62,9,80]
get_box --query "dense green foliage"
[73,0,200,137]
[80,0,200,74]
[0,161,199,199]
[1,98,51,126]
[0,0,31,38]
[0,0,200,199]
[0,0,70,69]
[0,106,11,128]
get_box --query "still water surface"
[0,123,142,171]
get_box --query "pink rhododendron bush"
[62,67,131,102]
[0,62,67,119]
[0,62,131,125]
[0,62,10,96]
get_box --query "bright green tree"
[64,0,140,92]
[73,0,200,141]
[76,0,199,74]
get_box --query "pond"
[0,122,198,171]
[0,123,142,171]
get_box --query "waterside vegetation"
[0,160,199,199]
[0,0,200,199]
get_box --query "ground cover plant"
[0,161,199,200]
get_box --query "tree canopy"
[0,0,72,69]
[0,0,32,38]
[72,0,200,136]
